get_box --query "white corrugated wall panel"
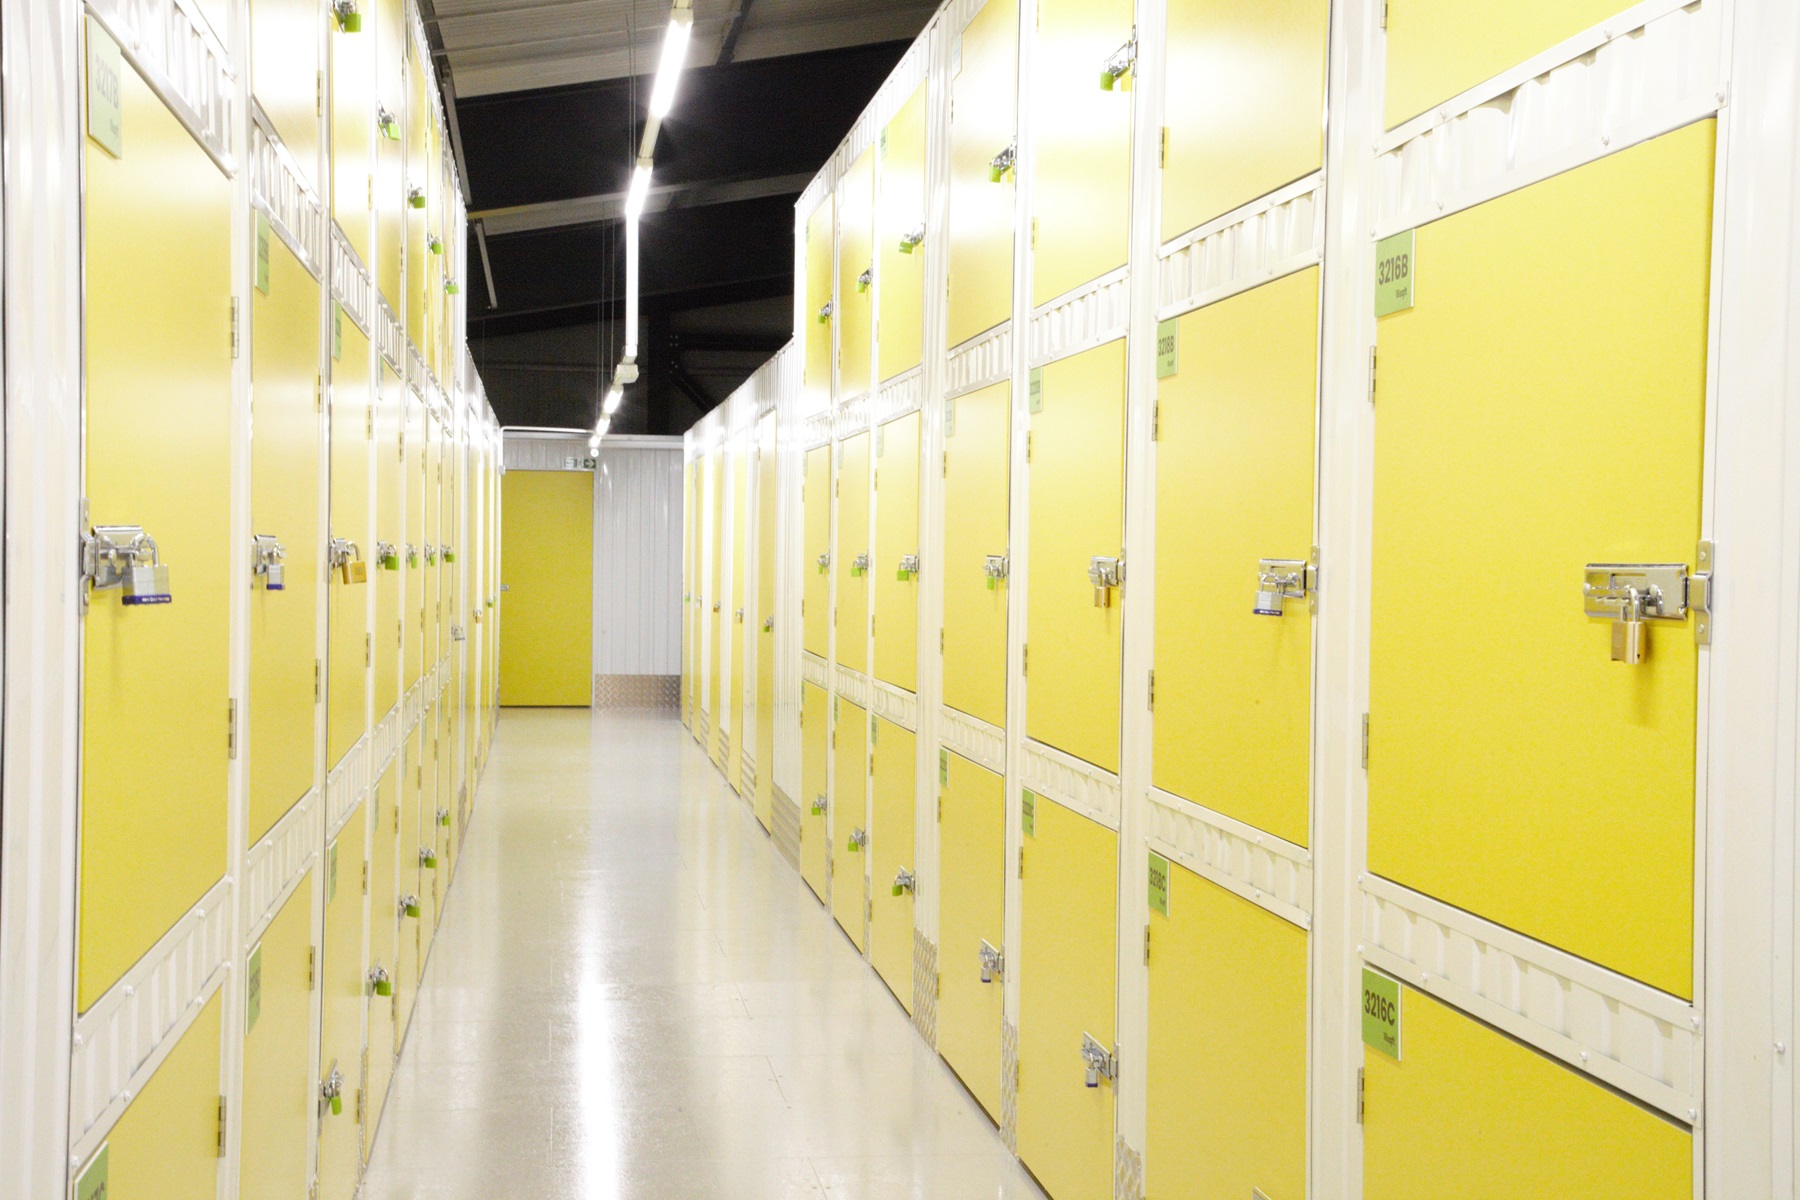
[593,439,684,676]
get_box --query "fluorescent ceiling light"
[624,162,653,220]
[595,417,612,438]
[648,13,692,119]
[603,388,623,416]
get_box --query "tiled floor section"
[360,707,1045,1199]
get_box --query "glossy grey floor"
[360,708,1046,1200]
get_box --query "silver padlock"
[1612,586,1646,665]
[123,561,172,605]
[266,562,284,590]
[978,939,1003,984]
[253,533,286,591]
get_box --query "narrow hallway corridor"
[359,709,1045,1199]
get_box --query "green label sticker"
[86,19,123,158]
[1155,320,1178,379]
[1375,229,1415,317]
[1028,368,1043,414]
[1361,968,1402,1060]
[76,1144,109,1200]
[1148,852,1170,917]
[255,211,272,295]
[332,303,343,361]
[245,942,263,1032]
[944,397,956,438]
[939,748,949,787]
[1021,790,1036,838]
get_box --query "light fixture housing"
[648,12,693,119]
[624,161,653,221]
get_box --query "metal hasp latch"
[81,523,172,609]
[377,104,399,140]
[428,234,444,257]
[851,553,871,577]
[1254,549,1318,616]
[988,140,1017,183]
[419,845,438,869]
[1080,1032,1117,1088]
[252,534,287,591]
[377,540,399,570]
[424,543,438,566]
[399,893,420,918]
[1099,28,1137,90]
[331,0,360,32]
[1583,545,1713,664]
[712,601,722,613]
[899,223,926,255]
[405,543,419,568]
[817,551,832,573]
[763,616,774,632]
[407,184,425,209]
[437,807,451,828]
[856,266,873,293]
[984,554,1009,589]
[736,607,745,623]
[898,553,921,579]
[321,1062,345,1115]
[847,827,869,852]
[817,299,834,325]
[811,795,827,816]
[978,940,1004,983]
[329,537,365,584]
[451,624,466,642]
[368,963,393,995]
[1089,555,1123,608]
[892,867,917,897]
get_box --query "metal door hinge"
[1361,714,1370,769]
[1147,670,1155,710]
[355,1087,366,1124]
[1367,347,1378,404]
[227,699,238,758]
[317,71,324,116]
[1021,643,1028,676]
[315,376,324,412]
[1144,923,1151,964]
[366,632,372,665]
[1018,846,1025,878]
[943,449,949,477]
[1380,1,1388,30]
[362,861,369,894]
[308,946,317,989]
[1152,401,1159,441]
[367,406,375,438]
[1026,431,1032,463]
[315,659,323,702]
[939,628,945,655]
[231,299,240,357]
[1159,126,1168,168]
[217,1095,228,1156]
[1357,1067,1366,1122]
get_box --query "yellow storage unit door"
[731,449,749,790]
[499,470,595,706]
[397,729,423,1034]
[318,810,366,1200]
[1031,0,1133,306]
[943,381,1010,728]
[327,321,373,772]
[80,47,233,1011]
[405,38,429,341]
[873,412,920,692]
[241,875,314,1200]
[878,83,928,381]
[418,707,442,948]
[869,717,916,1011]
[1153,270,1318,847]
[832,699,869,951]
[836,434,872,675]
[801,680,830,901]
[683,459,695,724]
[1146,860,1306,1200]
[947,0,1017,349]
[1017,794,1117,1200]
[1384,0,1627,130]
[366,769,399,1139]
[838,149,876,400]
[250,0,321,189]
[250,232,324,846]
[71,990,223,1200]
[936,750,1006,1121]
[1026,339,1126,775]
[755,413,779,831]
[709,451,725,762]
[1161,0,1328,242]
[1363,984,1690,1197]
[424,416,442,674]
[804,445,832,658]
[1368,122,1713,999]
[804,196,836,412]
[330,9,373,263]
[376,363,404,721]
[375,0,405,308]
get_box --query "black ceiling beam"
[467,274,792,340]
[717,0,756,65]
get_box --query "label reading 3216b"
[1375,230,1415,317]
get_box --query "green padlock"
[334,0,361,32]
[420,847,438,869]
[330,1093,343,1115]
[445,279,460,295]
[438,807,451,828]
[408,186,426,210]
[401,894,420,919]
[368,965,392,996]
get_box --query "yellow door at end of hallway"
[1162,0,1328,243]
[836,434,872,676]
[318,808,367,1200]
[801,680,831,901]
[1031,0,1134,307]
[250,0,321,191]
[1384,0,1628,131]
[943,381,1011,728]
[1017,793,1117,1200]
[1363,983,1690,1198]
[838,149,876,400]
[1146,860,1306,1200]
[1368,121,1713,999]
[878,83,928,381]
[730,448,750,791]
[366,769,399,1140]
[330,8,373,263]
[375,363,403,723]
[500,470,594,706]
[947,0,1018,349]
[327,323,373,774]
[1026,339,1126,775]
[71,989,223,1200]
[869,717,916,1010]
[874,412,921,693]
[80,49,232,1011]
[1153,269,1317,847]
[755,414,780,831]
[804,196,836,412]
[250,231,324,846]
[240,873,314,1200]
[937,750,1007,1121]
[804,445,832,658]
[831,699,870,951]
